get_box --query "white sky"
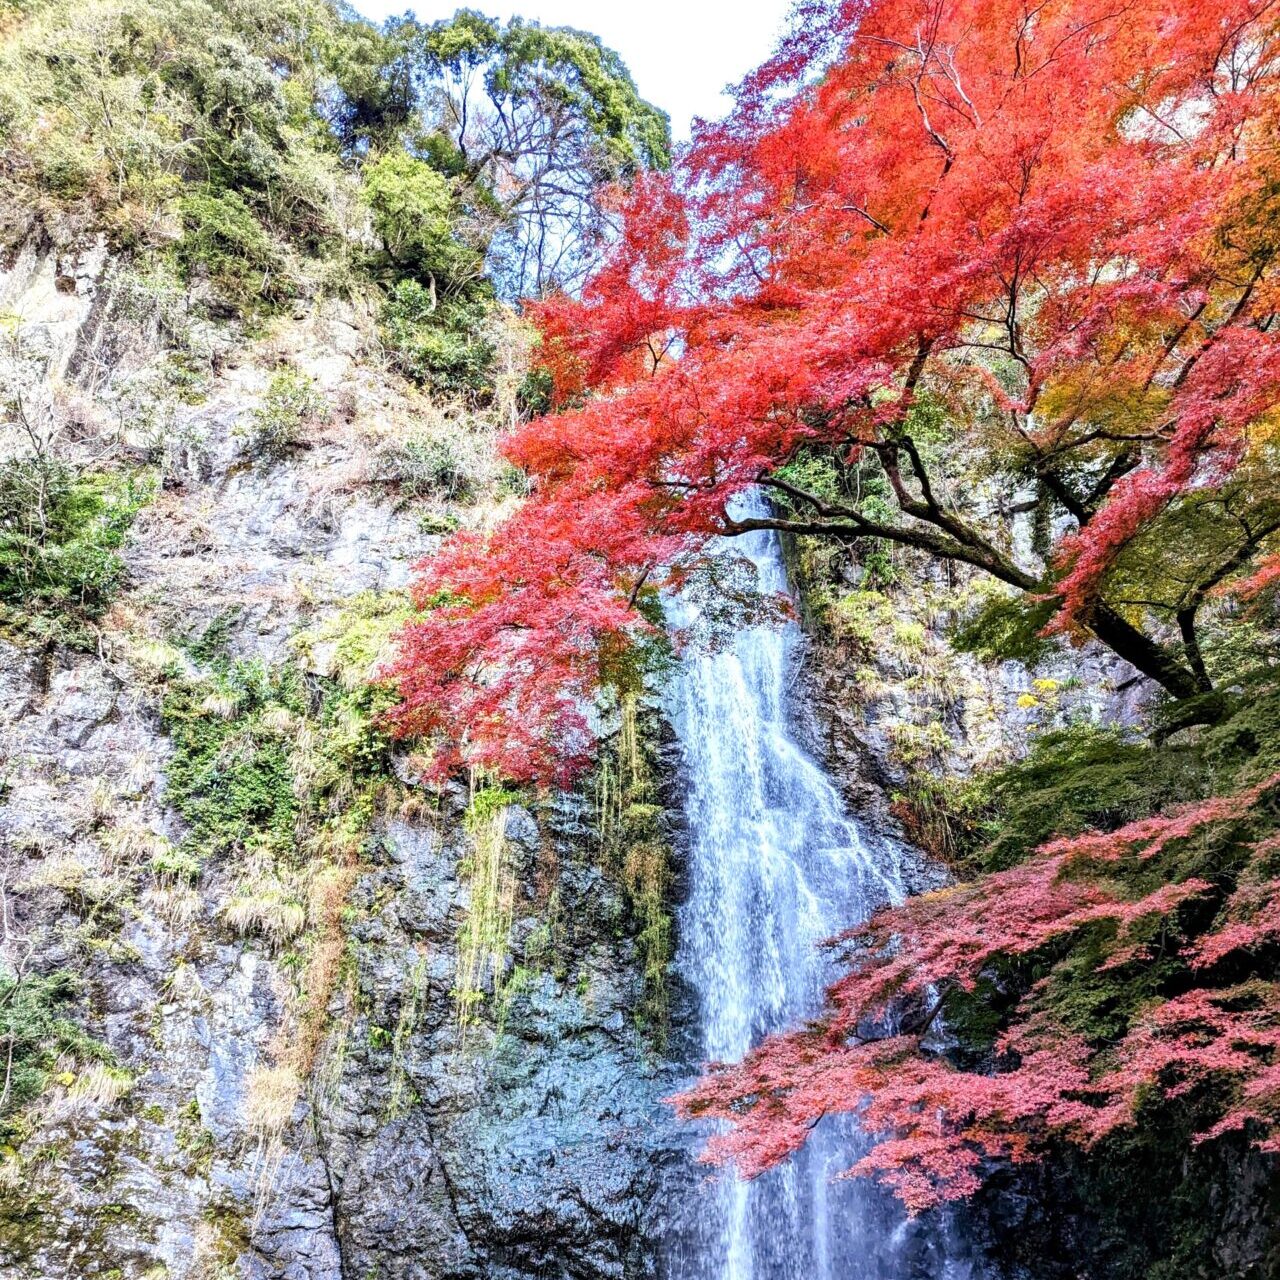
[350,1,796,141]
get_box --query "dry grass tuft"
[87,777,118,825]
[223,887,306,950]
[69,1062,134,1108]
[0,1157,23,1195]
[25,853,90,894]
[258,705,297,735]
[243,1063,300,1145]
[142,881,202,927]
[100,819,165,870]
[199,689,240,720]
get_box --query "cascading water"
[663,494,981,1280]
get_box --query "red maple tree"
[389,0,1280,783]
[671,771,1280,1212]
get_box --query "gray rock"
[47,665,120,747]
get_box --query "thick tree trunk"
[1088,603,1212,705]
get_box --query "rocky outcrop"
[0,242,689,1279]
[316,801,689,1280]
[779,536,1152,856]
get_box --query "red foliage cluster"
[386,496,678,783]
[671,775,1280,1213]
[1229,553,1280,607]
[389,0,1280,781]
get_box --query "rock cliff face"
[312,795,690,1280]
[0,241,692,1280]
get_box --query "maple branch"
[838,204,890,234]
[626,561,655,609]
[1080,450,1141,516]
[750,467,1211,704]
[1035,467,1090,525]
[1172,262,1268,390]
[1143,300,1208,392]
[1087,603,1208,703]
[1171,515,1280,690]
[864,435,1031,582]
[729,502,1039,592]
[1176,607,1212,692]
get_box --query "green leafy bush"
[379,280,495,395]
[151,843,202,884]
[162,662,303,859]
[362,151,480,285]
[0,460,152,630]
[173,187,284,308]
[951,588,1059,666]
[922,722,1206,874]
[241,368,327,458]
[0,0,350,257]
[0,972,110,1138]
[376,430,479,503]
[515,367,554,419]
[163,612,403,866]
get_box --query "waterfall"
[663,494,980,1279]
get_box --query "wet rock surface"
[0,241,692,1279]
[314,799,691,1280]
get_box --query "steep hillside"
[0,3,693,1276]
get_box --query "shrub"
[151,842,202,885]
[240,368,327,458]
[515,367,554,419]
[379,280,495,395]
[173,187,284,308]
[0,972,110,1138]
[0,460,152,630]
[828,589,895,653]
[964,722,1206,872]
[375,431,479,503]
[951,587,1059,666]
[161,662,303,858]
[362,151,480,285]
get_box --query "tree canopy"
[0,1,667,391]
[405,9,672,296]
[390,0,1280,783]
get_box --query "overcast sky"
[350,1,796,140]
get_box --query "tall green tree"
[405,10,671,297]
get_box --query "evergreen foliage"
[0,0,668,387]
[0,460,152,636]
[161,662,304,861]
